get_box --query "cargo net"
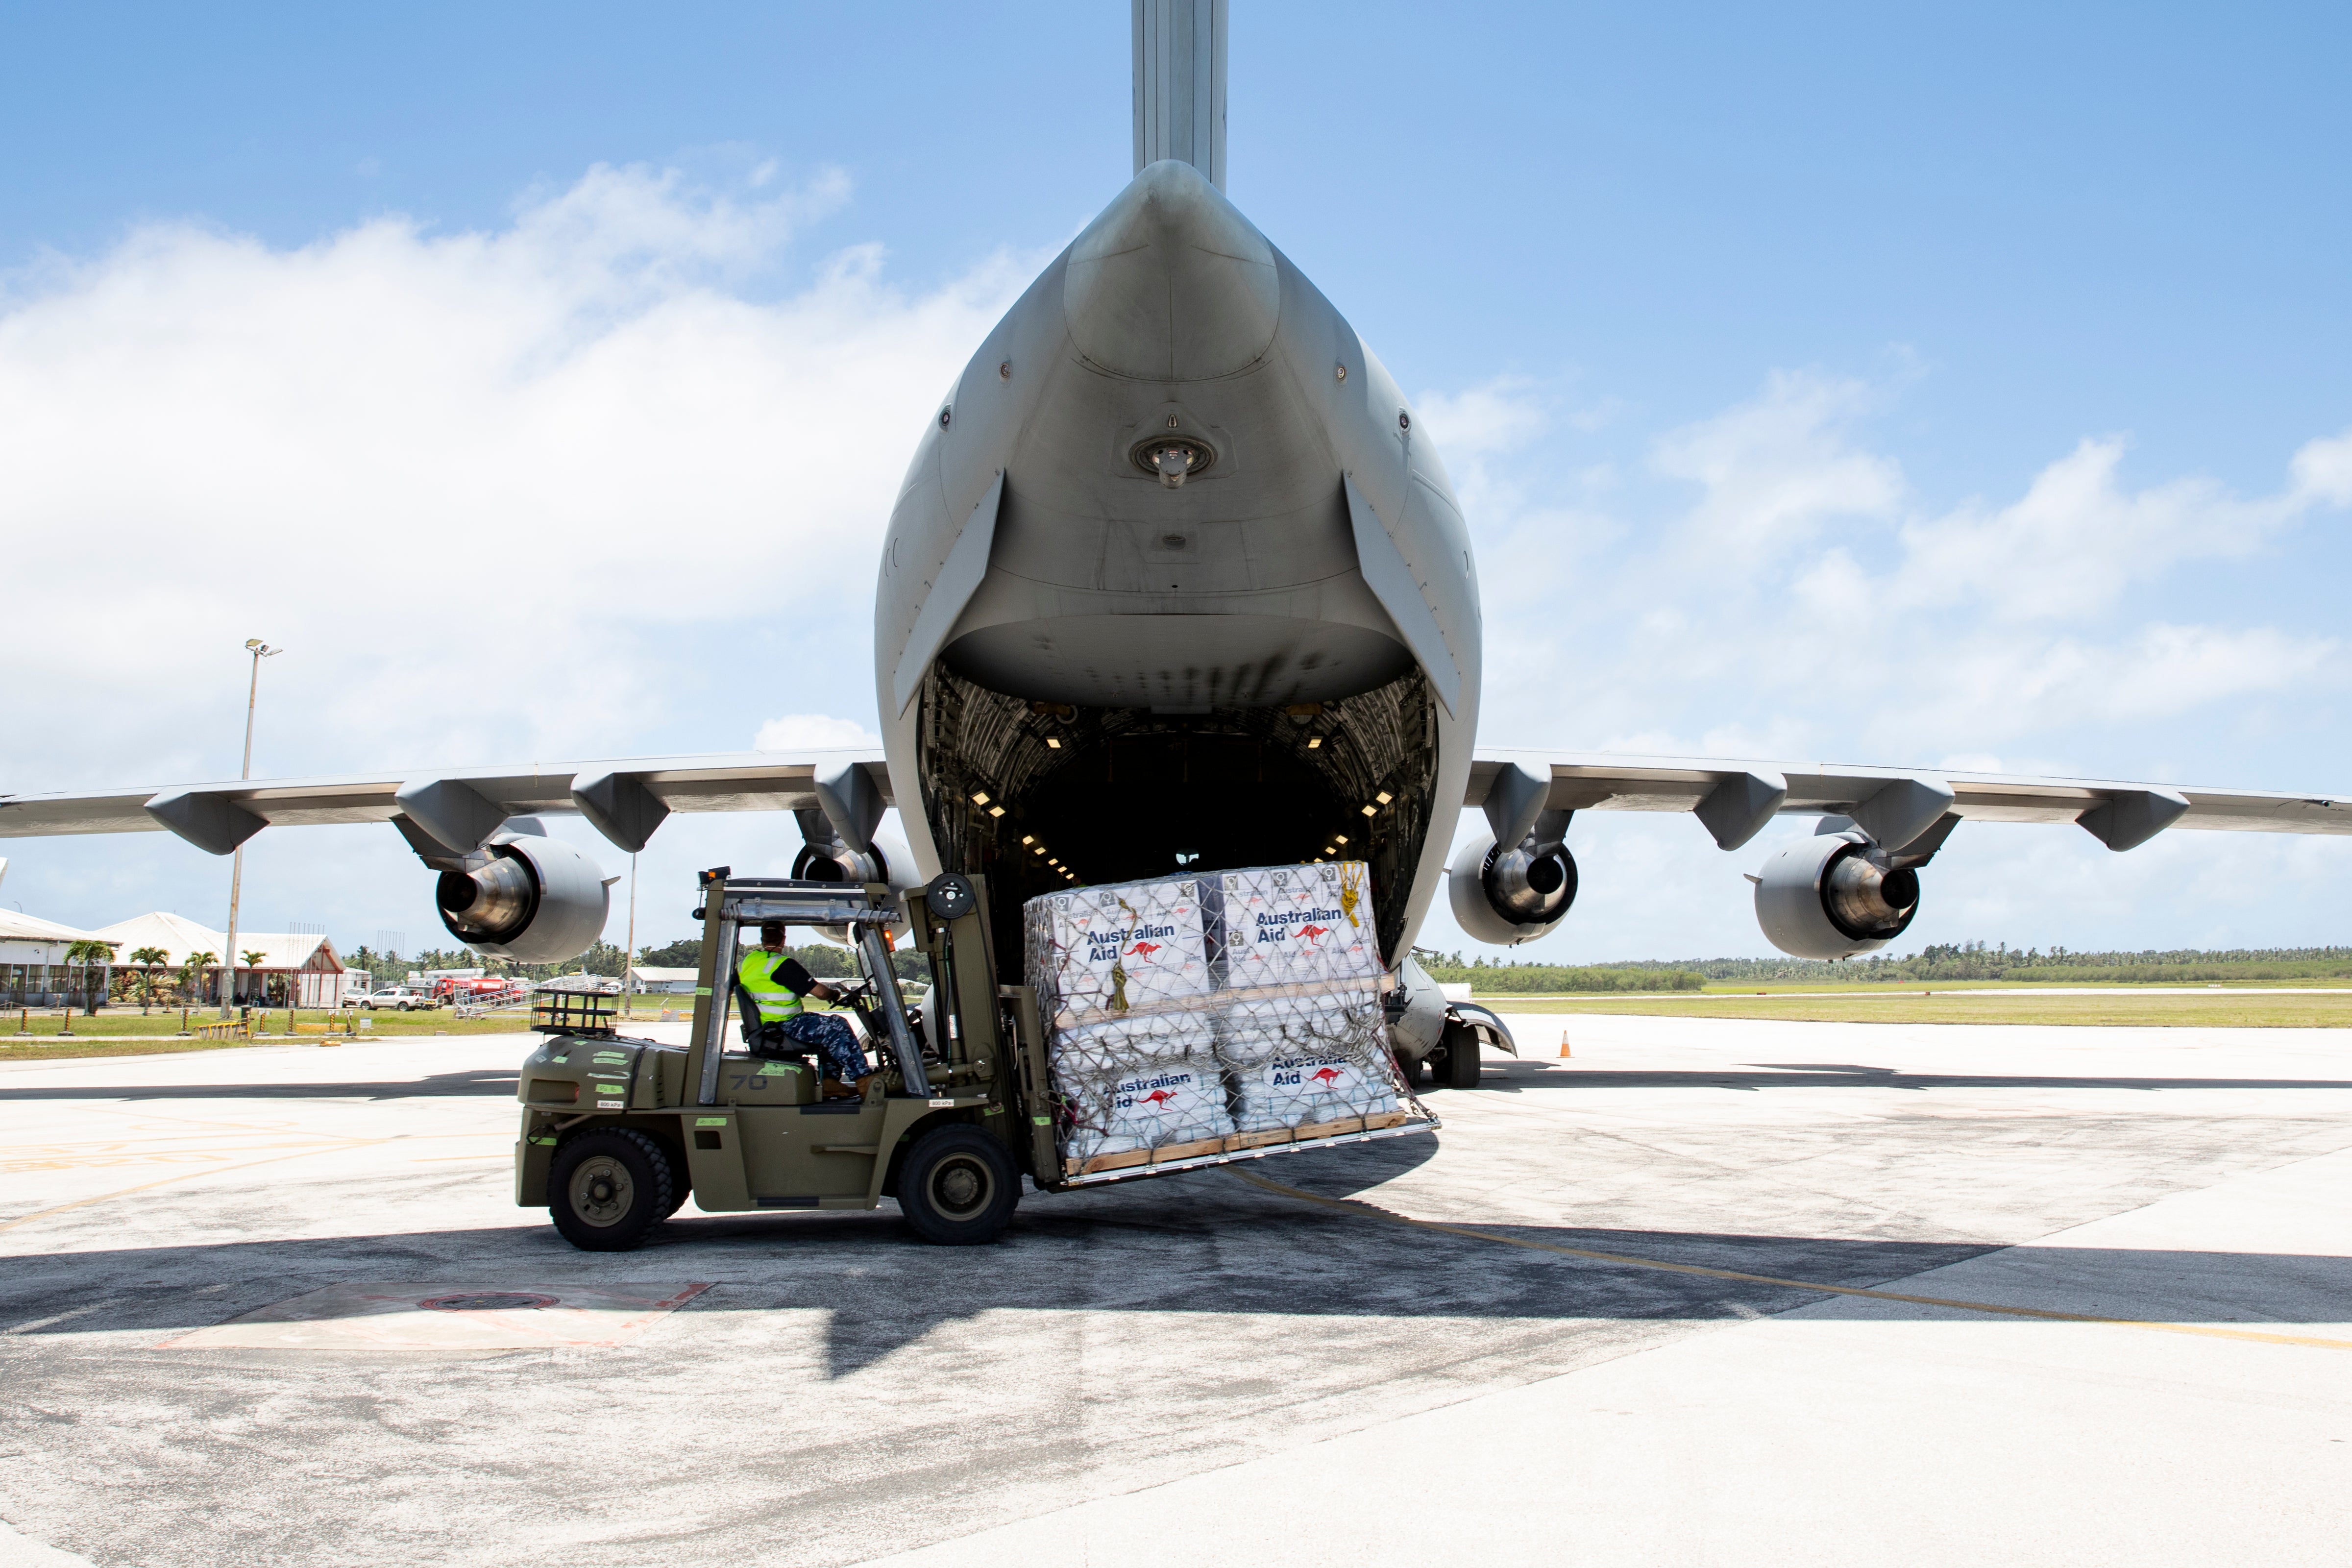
[1025,863,1429,1177]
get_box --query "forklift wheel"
[897,1126,1018,1245]
[1440,1022,1483,1089]
[550,1128,675,1251]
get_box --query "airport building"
[0,910,117,1009]
[92,911,358,1008]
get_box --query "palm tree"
[62,940,114,1017]
[180,949,218,1009]
[128,946,170,1014]
[242,949,268,1008]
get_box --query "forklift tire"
[655,1137,691,1219]
[1441,1022,1483,1089]
[550,1128,674,1251]
[896,1126,1018,1246]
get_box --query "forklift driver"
[738,921,875,1099]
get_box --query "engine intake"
[1755,831,1921,959]
[1447,830,1578,946]
[435,834,610,965]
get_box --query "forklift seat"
[735,977,813,1062]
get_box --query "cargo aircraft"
[4,1,2347,1079]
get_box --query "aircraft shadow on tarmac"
[8,1136,2346,1378]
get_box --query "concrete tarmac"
[1,1014,2346,1566]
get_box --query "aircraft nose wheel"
[898,1125,1018,1245]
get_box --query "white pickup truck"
[359,986,438,1011]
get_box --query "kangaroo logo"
[1127,940,1162,960]
[1308,1067,1344,1087]
[1135,1088,1179,1108]
[1297,924,1330,947]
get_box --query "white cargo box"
[1026,876,1214,1026]
[1051,1011,1235,1164]
[1218,863,1382,990]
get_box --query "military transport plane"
[3,0,2347,1079]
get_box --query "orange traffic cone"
[1559,1030,1572,1058]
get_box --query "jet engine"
[791,825,918,942]
[1754,830,1921,959]
[1446,830,1579,946]
[434,833,612,965]
[789,825,912,891]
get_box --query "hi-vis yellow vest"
[737,951,805,1023]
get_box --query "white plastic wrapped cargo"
[1218,862,1380,991]
[1025,876,1214,1026]
[1217,985,1400,1133]
[1052,1010,1234,1163]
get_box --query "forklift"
[515,866,1439,1249]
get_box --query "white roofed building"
[0,909,117,1009]
[93,913,354,1008]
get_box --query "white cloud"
[1885,437,2303,620]
[753,714,881,752]
[2291,428,2352,507]
[1455,363,2352,958]
[1413,375,1549,459]
[0,163,1027,792]
[1649,371,1905,560]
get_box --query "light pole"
[221,639,281,1018]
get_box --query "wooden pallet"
[1064,1109,1424,1177]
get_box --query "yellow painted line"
[1233,1171,2352,1353]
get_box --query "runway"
[1,1013,2346,1566]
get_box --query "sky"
[0,2,2345,965]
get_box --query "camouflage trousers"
[775,1011,869,1082]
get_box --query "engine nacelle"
[434,834,611,965]
[790,827,917,941]
[1446,831,1579,946]
[1754,830,1922,959]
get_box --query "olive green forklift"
[516,866,1440,1248]
[515,868,1060,1248]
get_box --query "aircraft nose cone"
[1063,159,1280,380]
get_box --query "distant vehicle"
[360,986,438,1011]
[433,975,519,1003]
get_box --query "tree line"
[1414,941,2352,987]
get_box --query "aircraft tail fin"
[1133,0,1227,189]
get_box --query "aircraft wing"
[1469,748,2352,855]
[0,749,894,858]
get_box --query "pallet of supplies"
[1024,863,1433,1182]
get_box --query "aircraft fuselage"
[875,161,1481,965]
